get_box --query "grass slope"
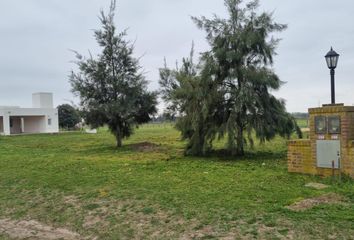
[0,124,353,239]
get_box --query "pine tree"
[70,0,157,147]
[160,0,301,156]
[159,46,224,155]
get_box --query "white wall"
[23,116,46,133]
[45,110,59,133]
[1,114,10,135]
[32,93,53,108]
[0,107,59,135]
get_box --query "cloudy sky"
[0,0,353,112]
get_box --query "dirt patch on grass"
[76,198,224,239]
[59,195,311,239]
[83,205,110,229]
[71,197,294,239]
[83,214,103,228]
[63,195,81,208]
[305,182,329,190]
[286,193,345,212]
[0,218,81,240]
[129,142,161,152]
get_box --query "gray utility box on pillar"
[288,104,354,178]
[316,140,341,169]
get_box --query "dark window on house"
[48,118,52,126]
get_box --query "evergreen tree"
[57,104,81,130]
[160,46,224,155]
[70,0,157,147]
[160,0,301,156]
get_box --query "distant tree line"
[291,112,309,119]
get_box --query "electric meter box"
[288,104,354,178]
[316,140,340,169]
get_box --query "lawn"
[0,124,353,239]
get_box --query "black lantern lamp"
[325,47,340,104]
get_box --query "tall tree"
[57,104,81,130]
[160,46,224,155]
[160,0,301,156]
[70,0,157,147]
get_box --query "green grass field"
[0,124,353,239]
[295,119,309,129]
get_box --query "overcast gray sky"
[0,0,353,112]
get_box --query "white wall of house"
[45,112,59,133]
[1,113,10,135]
[0,93,59,136]
[23,116,46,133]
[32,92,53,109]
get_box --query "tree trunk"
[116,135,122,148]
[115,129,122,148]
[236,125,244,156]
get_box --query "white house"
[0,93,59,136]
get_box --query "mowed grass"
[0,124,353,239]
[296,119,309,129]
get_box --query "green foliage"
[160,0,301,156]
[57,104,81,130]
[70,0,157,147]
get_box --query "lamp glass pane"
[333,56,338,67]
[331,57,336,68]
[326,57,331,68]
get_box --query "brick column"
[3,114,10,135]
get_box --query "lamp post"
[325,47,340,104]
